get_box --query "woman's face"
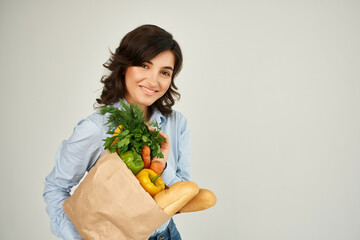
[124,50,175,110]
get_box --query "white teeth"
[141,86,155,93]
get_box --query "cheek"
[125,69,141,86]
[161,79,172,92]
[126,67,142,79]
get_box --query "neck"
[124,96,151,121]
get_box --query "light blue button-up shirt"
[43,101,191,239]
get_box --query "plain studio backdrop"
[1,0,359,239]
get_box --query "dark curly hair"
[95,24,183,116]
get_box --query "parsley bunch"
[100,99,165,159]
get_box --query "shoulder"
[68,113,101,142]
[86,110,108,129]
[69,110,108,141]
[166,109,188,123]
[162,109,190,134]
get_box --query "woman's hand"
[147,125,170,169]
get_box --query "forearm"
[43,118,103,239]
[43,179,83,239]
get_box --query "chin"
[138,98,157,107]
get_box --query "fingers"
[146,124,170,146]
[159,131,170,146]
[145,123,170,163]
[159,130,167,138]
[146,123,154,132]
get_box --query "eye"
[161,71,171,77]
[141,63,149,69]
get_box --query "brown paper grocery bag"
[63,150,171,240]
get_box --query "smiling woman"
[43,24,191,240]
[96,25,183,119]
[124,50,175,120]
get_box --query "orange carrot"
[142,146,151,168]
[150,160,164,174]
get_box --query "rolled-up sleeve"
[165,113,191,186]
[175,115,191,181]
[43,118,103,239]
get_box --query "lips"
[140,85,157,96]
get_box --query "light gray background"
[1,1,359,239]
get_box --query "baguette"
[178,189,217,213]
[154,181,199,216]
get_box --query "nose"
[147,69,160,87]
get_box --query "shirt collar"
[112,100,166,126]
[150,107,167,127]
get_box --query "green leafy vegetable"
[100,99,165,159]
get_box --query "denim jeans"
[148,218,182,240]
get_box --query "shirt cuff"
[162,166,178,186]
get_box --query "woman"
[43,24,190,240]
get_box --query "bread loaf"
[178,189,217,213]
[154,181,199,216]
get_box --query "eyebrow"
[145,61,174,71]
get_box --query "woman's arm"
[167,114,191,185]
[43,118,103,240]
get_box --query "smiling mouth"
[140,86,157,95]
